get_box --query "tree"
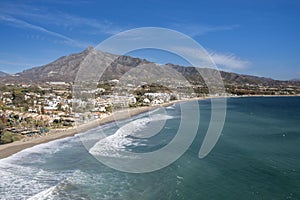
[0,120,5,135]
[57,103,63,111]
[12,89,25,106]
[41,105,45,115]
[105,105,112,113]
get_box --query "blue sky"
[0,0,299,80]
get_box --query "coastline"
[1,94,298,160]
[0,99,198,159]
[232,94,300,98]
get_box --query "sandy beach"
[2,95,298,159]
[0,100,188,159]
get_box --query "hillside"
[1,48,299,92]
[0,71,8,77]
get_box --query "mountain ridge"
[0,48,298,90]
[0,71,9,77]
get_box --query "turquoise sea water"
[0,97,299,199]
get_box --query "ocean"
[0,97,299,199]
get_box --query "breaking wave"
[89,113,175,158]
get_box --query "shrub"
[0,132,24,144]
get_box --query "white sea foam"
[0,136,82,199]
[166,105,176,109]
[27,170,127,200]
[89,113,174,158]
[0,161,71,200]
[27,185,57,200]
[0,122,117,165]
[25,170,88,200]
[0,136,79,165]
[0,121,130,199]
[0,109,176,199]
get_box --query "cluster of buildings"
[0,82,75,137]
[225,82,299,95]
[1,78,297,142]
[0,81,186,139]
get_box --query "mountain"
[291,78,300,82]
[0,47,150,83]
[1,48,298,90]
[0,71,8,77]
[1,47,98,83]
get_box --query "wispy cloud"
[0,58,39,67]
[208,51,250,71]
[1,3,128,36]
[0,58,46,73]
[171,23,239,37]
[0,14,90,48]
[58,13,127,35]
[167,45,250,71]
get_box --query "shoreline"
[1,94,299,159]
[0,98,200,159]
[232,94,300,98]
